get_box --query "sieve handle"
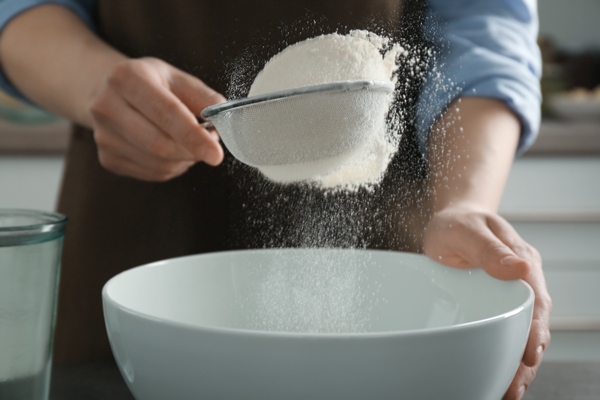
[200,120,214,130]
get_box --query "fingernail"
[518,385,526,396]
[536,345,544,354]
[500,255,522,266]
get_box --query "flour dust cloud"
[221,15,454,333]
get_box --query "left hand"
[422,207,552,400]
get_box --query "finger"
[128,80,223,164]
[520,271,552,368]
[504,300,549,399]
[97,147,195,182]
[91,92,196,161]
[167,69,227,160]
[488,218,552,365]
[522,317,550,367]
[487,216,535,268]
[470,216,532,280]
[94,127,195,181]
[169,68,226,116]
[111,61,224,164]
[447,220,529,280]
[502,362,538,400]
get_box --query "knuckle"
[140,56,163,69]
[146,137,172,160]
[481,240,506,258]
[519,259,534,276]
[106,59,152,93]
[530,246,542,263]
[512,242,536,261]
[541,291,553,312]
[89,94,112,121]
[152,99,178,128]
[528,367,537,383]
[92,130,111,150]
[511,242,529,256]
[97,152,119,173]
[107,61,133,87]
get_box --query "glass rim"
[0,209,68,237]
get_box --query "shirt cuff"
[416,15,542,157]
[417,59,541,157]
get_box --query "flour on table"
[250,30,404,191]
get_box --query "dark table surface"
[49,361,600,400]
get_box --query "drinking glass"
[0,209,67,400]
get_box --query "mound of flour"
[250,30,403,190]
[250,30,399,95]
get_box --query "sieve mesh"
[205,82,393,167]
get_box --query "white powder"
[231,31,414,334]
[250,30,399,96]
[238,249,379,333]
[250,30,403,190]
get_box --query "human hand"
[89,57,225,181]
[422,207,552,400]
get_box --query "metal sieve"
[200,80,394,168]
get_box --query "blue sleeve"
[419,0,542,156]
[0,0,96,105]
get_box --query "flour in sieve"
[250,30,399,95]
[249,30,404,190]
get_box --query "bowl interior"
[104,249,532,334]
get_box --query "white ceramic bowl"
[102,249,533,400]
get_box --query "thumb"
[476,218,531,280]
[481,242,531,281]
[170,69,226,118]
[456,225,531,281]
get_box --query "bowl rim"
[102,248,534,339]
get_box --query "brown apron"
[54,0,429,363]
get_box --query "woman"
[0,1,551,399]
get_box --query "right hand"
[423,207,552,400]
[89,57,226,181]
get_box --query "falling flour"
[238,249,377,333]
[250,30,404,190]
[226,29,434,334]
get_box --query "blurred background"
[539,0,600,121]
[0,0,599,364]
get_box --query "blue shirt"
[0,0,541,155]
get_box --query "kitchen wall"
[500,155,600,332]
[0,119,68,211]
[0,155,64,211]
[539,0,600,52]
